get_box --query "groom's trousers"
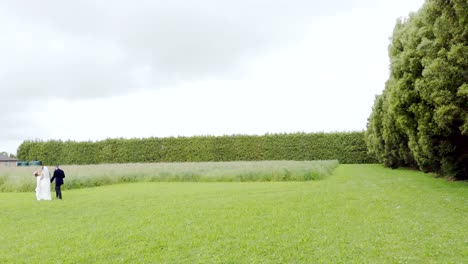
[55,185,62,199]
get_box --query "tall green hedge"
[17,132,376,165]
[366,0,468,179]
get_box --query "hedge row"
[17,132,376,165]
[366,0,468,179]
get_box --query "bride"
[34,166,52,201]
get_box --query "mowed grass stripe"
[0,164,466,263]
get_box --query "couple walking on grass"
[34,165,65,201]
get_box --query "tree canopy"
[366,0,468,179]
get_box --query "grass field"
[0,160,339,192]
[0,164,467,263]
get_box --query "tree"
[366,0,468,179]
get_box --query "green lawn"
[0,164,466,263]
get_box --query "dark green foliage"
[366,0,468,179]
[17,132,375,165]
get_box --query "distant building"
[0,155,18,167]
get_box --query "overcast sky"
[1,0,425,154]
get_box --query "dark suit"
[51,168,65,199]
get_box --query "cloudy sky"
[1,0,425,154]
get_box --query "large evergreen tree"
[366,0,468,179]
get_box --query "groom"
[50,165,65,200]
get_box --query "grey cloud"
[0,0,351,101]
[1,0,356,153]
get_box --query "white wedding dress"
[36,166,52,201]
